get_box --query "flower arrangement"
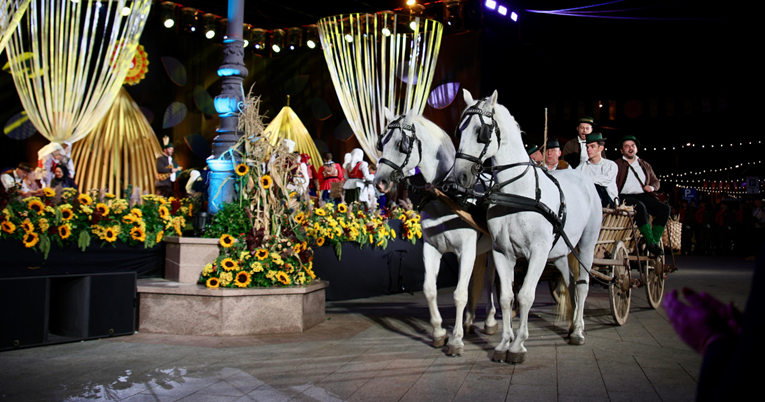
[0,186,192,259]
[389,206,423,242]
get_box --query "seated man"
[544,138,569,171]
[615,135,671,256]
[526,144,543,166]
[1,162,36,197]
[576,133,617,208]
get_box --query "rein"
[377,116,422,184]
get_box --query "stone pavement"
[0,255,754,402]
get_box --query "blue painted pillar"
[207,0,248,213]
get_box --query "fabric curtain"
[5,0,152,160]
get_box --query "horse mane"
[407,113,456,155]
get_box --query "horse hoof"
[491,350,507,363]
[507,351,526,364]
[445,345,463,357]
[569,335,585,346]
[433,335,448,348]
[485,323,498,335]
[464,324,475,335]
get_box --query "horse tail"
[555,252,578,323]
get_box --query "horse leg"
[507,252,547,364]
[445,244,478,356]
[423,242,447,347]
[484,255,499,335]
[570,221,598,345]
[464,252,488,336]
[490,248,516,362]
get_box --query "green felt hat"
[163,142,174,149]
[526,144,540,155]
[577,116,596,127]
[585,133,606,144]
[618,135,641,148]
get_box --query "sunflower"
[156,230,165,243]
[122,214,136,224]
[95,203,110,216]
[316,237,325,247]
[131,208,142,218]
[315,208,326,217]
[1,221,15,234]
[260,174,273,189]
[206,277,220,288]
[23,232,39,248]
[130,226,146,242]
[43,187,56,198]
[158,205,170,220]
[58,224,72,240]
[104,227,118,243]
[61,208,74,221]
[219,234,235,248]
[105,193,116,199]
[276,271,291,285]
[337,203,348,213]
[255,248,269,260]
[294,212,306,224]
[28,200,45,215]
[235,163,249,176]
[77,193,93,206]
[21,219,34,233]
[234,271,252,288]
[221,258,239,271]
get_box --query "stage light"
[272,29,285,53]
[498,6,507,15]
[511,12,518,21]
[121,6,131,16]
[286,27,302,50]
[345,34,353,42]
[305,24,319,49]
[243,24,253,48]
[444,0,463,29]
[202,13,219,39]
[382,27,391,36]
[406,0,416,5]
[410,21,418,30]
[486,0,496,10]
[252,28,266,50]
[160,2,177,29]
[180,7,200,34]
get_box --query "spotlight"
[486,0,496,10]
[121,6,131,17]
[272,29,285,54]
[498,6,507,15]
[406,0,416,5]
[344,34,353,42]
[179,7,199,34]
[242,23,253,48]
[382,27,391,36]
[444,0,463,30]
[252,28,266,50]
[511,11,518,21]
[304,24,319,49]
[286,27,302,51]
[409,21,418,31]
[160,2,177,29]
[202,13,219,39]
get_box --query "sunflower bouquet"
[388,205,423,243]
[303,201,402,259]
[0,186,193,259]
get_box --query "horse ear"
[462,88,474,106]
[489,90,498,107]
[383,107,395,123]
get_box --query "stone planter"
[163,236,220,284]
[137,279,329,335]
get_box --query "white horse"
[452,89,602,363]
[374,108,498,356]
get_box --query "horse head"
[453,89,500,189]
[373,107,425,193]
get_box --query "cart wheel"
[608,242,631,326]
[644,243,666,309]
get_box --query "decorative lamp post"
[207,0,248,213]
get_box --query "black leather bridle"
[376,116,422,184]
[454,101,501,176]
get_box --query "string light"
[660,160,763,178]
[612,140,760,153]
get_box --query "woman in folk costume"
[343,151,360,203]
[300,154,318,196]
[39,142,75,187]
[347,148,377,209]
[318,152,344,202]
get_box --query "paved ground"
[0,255,754,402]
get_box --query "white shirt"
[621,156,648,195]
[1,171,31,193]
[185,170,201,195]
[576,150,618,201]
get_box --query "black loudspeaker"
[88,273,136,338]
[0,277,48,349]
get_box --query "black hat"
[577,116,596,127]
[546,138,561,149]
[17,162,33,172]
[585,133,606,144]
[618,135,641,148]
[526,144,540,155]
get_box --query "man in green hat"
[576,133,617,208]
[156,142,182,197]
[526,143,543,166]
[615,135,670,256]
[561,116,605,168]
